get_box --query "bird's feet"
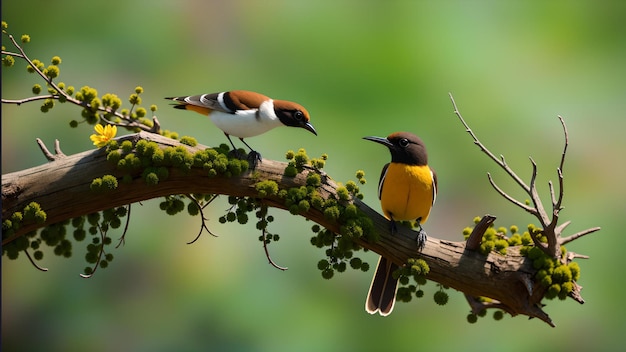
[246,151,262,168]
[226,148,261,168]
[227,148,245,160]
[390,219,427,251]
[389,219,398,235]
[415,227,427,252]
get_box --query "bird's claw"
[390,219,427,251]
[389,220,398,235]
[416,228,427,252]
[247,151,262,168]
[228,149,245,160]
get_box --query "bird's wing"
[430,166,437,206]
[165,93,230,113]
[165,90,271,114]
[378,163,390,200]
[225,90,270,111]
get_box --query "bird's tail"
[365,256,399,316]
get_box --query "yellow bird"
[363,132,437,316]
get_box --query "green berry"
[321,268,334,279]
[2,55,15,67]
[433,290,449,306]
[33,250,44,260]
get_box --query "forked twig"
[36,138,65,161]
[448,93,599,258]
[185,194,219,244]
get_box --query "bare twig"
[36,138,65,161]
[150,116,161,134]
[24,249,49,272]
[560,227,601,245]
[262,227,288,271]
[115,204,132,249]
[185,194,218,245]
[1,49,24,58]
[567,251,590,261]
[465,215,496,251]
[449,93,578,258]
[449,94,532,193]
[486,173,536,215]
[2,95,59,105]
[257,204,287,271]
[80,223,108,279]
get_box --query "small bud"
[2,55,15,67]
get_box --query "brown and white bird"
[165,90,316,164]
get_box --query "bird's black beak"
[363,136,392,148]
[303,122,317,136]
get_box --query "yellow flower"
[90,124,117,148]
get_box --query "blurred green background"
[3,1,625,351]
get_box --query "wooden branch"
[2,131,558,325]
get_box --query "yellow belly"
[380,163,434,223]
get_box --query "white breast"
[208,100,283,138]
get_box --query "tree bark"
[1,131,559,325]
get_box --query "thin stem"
[560,227,601,245]
[2,95,59,105]
[185,194,218,245]
[450,93,532,194]
[115,204,132,249]
[1,49,25,58]
[554,115,568,212]
[486,174,537,215]
[262,227,287,271]
[80,223,107,278]
[24,249,49,272]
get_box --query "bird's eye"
[294,110,304,121]
[399,138,410,147]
